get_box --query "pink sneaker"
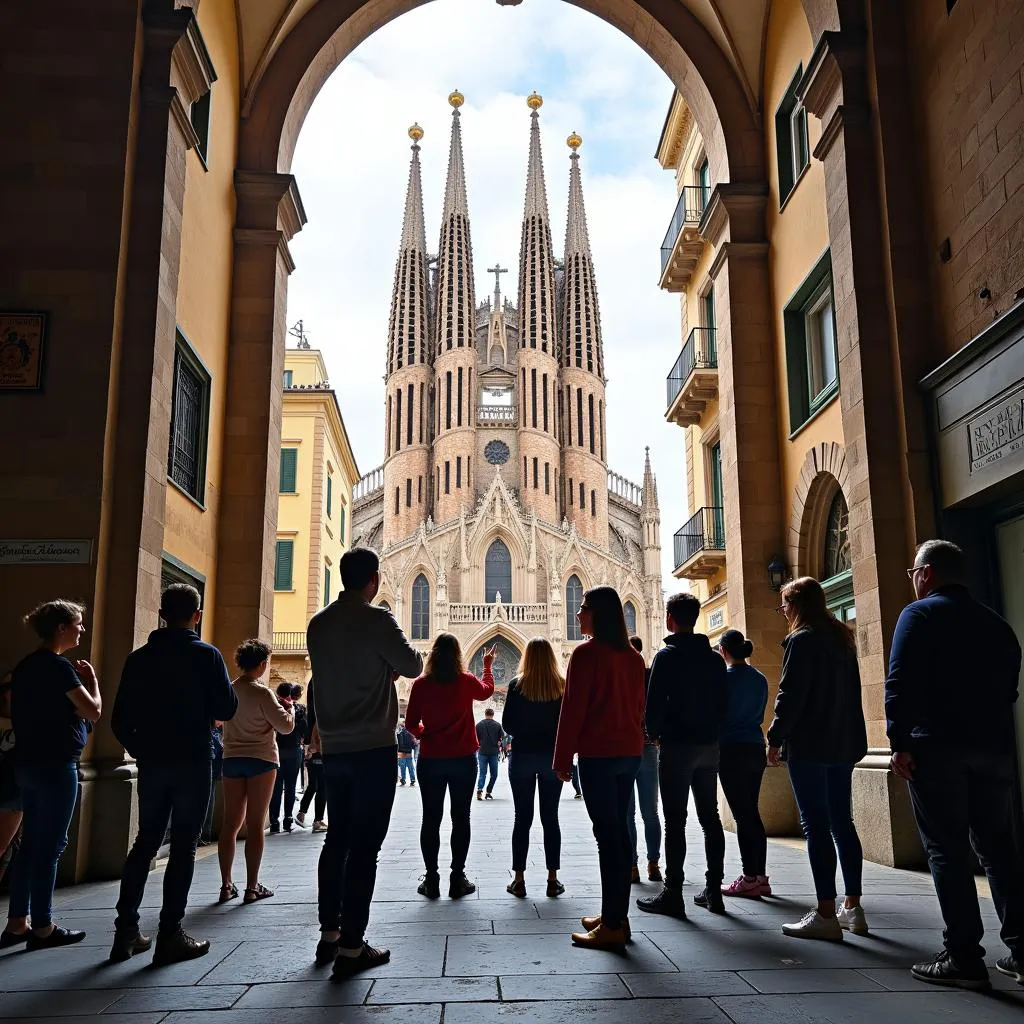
[721,875,764,899]
[757,875,772,896]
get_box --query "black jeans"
[115,760,211,936]
[270,748,302,827]
[579,755,640,929]
[718,742,767,877]
[418,755,477,874]
[659,742,725,891]
[909,747,1024,964]
[318,745,396,948]
[509,750,563,872]
[300,759,327,821]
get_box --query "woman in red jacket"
[406,634,495,900]
[553,586,645,949]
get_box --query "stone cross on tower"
[488,262,508,307]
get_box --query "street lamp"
[767,557,787,592]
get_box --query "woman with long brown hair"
[553,586,646,949]
[502,637,566,899]
[405,634,494,900]
[767,576,869,942]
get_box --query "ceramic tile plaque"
[0,312,46,390]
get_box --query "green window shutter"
[282,370,293,388]
[326,474,333,518]
[324,565,331,608]
[275,540,294,590]
[280,448,298,493]
[339,504,347,543]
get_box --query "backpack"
[396,726,416,753]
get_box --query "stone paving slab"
[497,972,632,1000]
[229,979,372,1008]
[443,997,734,1022]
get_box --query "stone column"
[212,172,305,655]
[704,185,799,835]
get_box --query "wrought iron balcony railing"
[673,506,726,570]
[666,327,718,410]
[272,631,307,652]
[660,186,708,276]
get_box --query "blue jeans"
[319,746,397,948]
[579,755,641,928]
[115,760,211,935]
[509,750,563,871]
[8,761,79,928]
[476,752,499,793]
[787,760,863,901]
[627,743,662,863]
[398,755,417,783]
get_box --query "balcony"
[673,507,726,580]
[666,327,718,427]
[659,186,708,292]
[448,603,547,625]
[272,631,307,653]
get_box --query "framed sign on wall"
[0,312,46,391]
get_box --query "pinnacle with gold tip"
[408,122,424,143]
[567,131,582,151]
[448,89,465,108]
[527,91,543,110]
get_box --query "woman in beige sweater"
[218,639,294,904]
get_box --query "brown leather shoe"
[580,915,631,940]
[571,923,628,950]
[630,864,641,883]
[648,860,663,882]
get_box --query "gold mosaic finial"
[527,91,543,111]
[408,122,424,143]
[448,89,465,109]
[567,131,582,151]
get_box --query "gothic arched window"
[822,491,852,581]
[485,539,512,603]
[411,574,430,640]
[566,574,584,641]
[623,600,637,636]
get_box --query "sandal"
[506,879,527,898]
[546,879,565,898]
[218,883,239,904]
[243,883,274,903]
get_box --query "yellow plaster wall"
[163,0,240,635]
[763,0,844,532]
[274,410,316,634]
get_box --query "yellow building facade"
[271,346,359,686]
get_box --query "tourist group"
[0,541,1022,993]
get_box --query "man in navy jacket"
[109,584,237,967]
[886,539,1023,989]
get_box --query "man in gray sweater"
[307,547,423,980]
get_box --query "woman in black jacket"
[767,577,868,942]
[502,637,566,899]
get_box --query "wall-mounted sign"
[0,540,93,565]
[0,312,46,391]
[969,388,1024,473]
[707,608,725,632]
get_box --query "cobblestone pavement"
[2,778,1023,1022]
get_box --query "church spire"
[641,446,659,513]
[442,90,469,218]
[561,132,604,379]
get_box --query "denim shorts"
[222,757,277,779]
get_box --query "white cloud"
[287,0,688,586]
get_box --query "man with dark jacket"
[886,539,1023,990]
[109,584,237,966]
[638,592,728,919]
[475,708,505,799]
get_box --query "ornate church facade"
[352,92,664,699]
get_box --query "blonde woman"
[218,640,294,905]
[502,638,567,899]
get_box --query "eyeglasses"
[774,604,788,615]
[905,565,928,580]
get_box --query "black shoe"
[417,872,441,899]
[25,926,86,952]
[108,929,152,963]
[996,955,1024,984]
[484,792,494,800]
[0,928,29,949]
[449,872,476,899]
[284,823,294,833]
[331,941,390,980]
[152,929,210,966]
[315,936,340,966]
[911,950,990,990]
[636,888,687,919]
[694,886,726,914]
[269,824,280,835]
[410,782,416,788]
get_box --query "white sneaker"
[782,909,844,942]
[837,903,869,935]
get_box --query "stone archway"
[788,441,852,579]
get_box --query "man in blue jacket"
[109,584,238,966]
[886,539,1023,989]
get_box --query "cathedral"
[351,91,664,699]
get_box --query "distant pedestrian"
[200,723,224,845]
[109,584,238,965]
[554,586,645,950]
[768,577,868,942]
[406,637,495,900]
[396,718,418,786]
[626,635,662,885]
[502,637,566,899]
[887,539,1024,989]
[4,600,101,952]
[570,762,582,799]
[716,629,770,900]
[218,640,294,906]
[639,593,728,920]
[269,682,306,832]
[306,546,423,980]
[297,723,327,832]
[475,708,504,799]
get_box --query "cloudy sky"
[287,0,686,584]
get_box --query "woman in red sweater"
[553,586,645,949]
[405,634,495,900]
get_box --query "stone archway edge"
[787,441,851,578]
